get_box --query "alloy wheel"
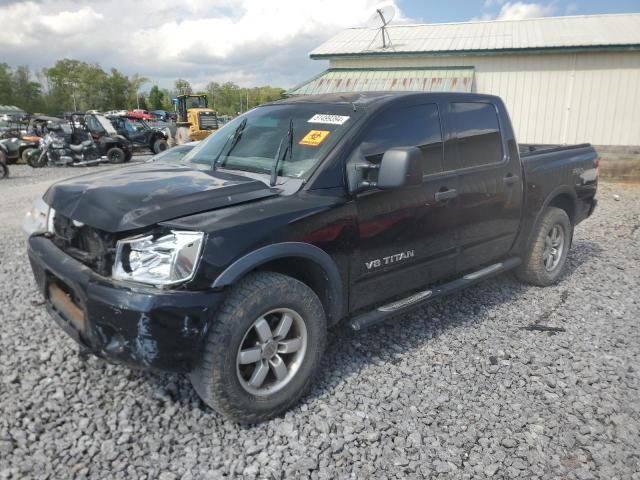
[236,308,307,396]
[543,224,565,271]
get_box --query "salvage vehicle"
[0,135,40,164]
[73,113,133,163]
[0,115,62,164]
[108,115,168,154]
[25,92,598,423]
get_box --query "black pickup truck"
[25,92,598,423]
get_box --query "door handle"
[503,174,519,185]
[434,188,458,202]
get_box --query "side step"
[349,257,521,331]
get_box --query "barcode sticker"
[308,114,350,125]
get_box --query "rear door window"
[449,102,503,168]
[359,103,444,176]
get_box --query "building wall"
[330,51,640,146]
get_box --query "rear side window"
[449,102,503,168]
[359,103,443,176]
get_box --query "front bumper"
[28,235,224,373]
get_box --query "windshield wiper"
[212,118,247,171]
[270,119,293,187]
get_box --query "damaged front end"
[27,213,224,373]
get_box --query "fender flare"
[522,185,578,253]
[211,242,344,322]
[538,185,578,223]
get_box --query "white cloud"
[494,2,557,20]
[0,0,405,89]
[40,7,104,35]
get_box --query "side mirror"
[377,147,423,189]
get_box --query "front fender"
[211,242,344,323]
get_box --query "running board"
[349,257,521,331]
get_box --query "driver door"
[349,102,460,311]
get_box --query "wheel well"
[548,193,576,224]
[254,257,338,325]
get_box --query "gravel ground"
[1,166,638,479]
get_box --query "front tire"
[27,149,47,168]
[21,148,35,164]
[106,147,125,164]
[0,161,8,178]
[153,138,168,154]
[175,127,191,145]
[190,272,326,423]
[518,207,572,286]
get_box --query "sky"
[0,0,638,91]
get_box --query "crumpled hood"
[43,162,277,232]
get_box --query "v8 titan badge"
[299,130,330,147]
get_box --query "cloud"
[494,2,556,19]
[473,2,557,22]
[0,0,405,89]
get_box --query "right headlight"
[112,230,204,287]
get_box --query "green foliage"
[206,81,286,116]
[174,79,192,96]
[148,85,165,110]
[0,60,287,116]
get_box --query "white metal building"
[291,14,640,148]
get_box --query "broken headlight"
[112,230,204,287]
[23,196,55,237]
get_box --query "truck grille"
[51,214,116,277]
[198,112,219,130]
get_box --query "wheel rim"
[109,150,123,162]
[543,224,565,271]
[236,308,308,396]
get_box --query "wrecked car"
[25,92,598,423]
[108,115,169,154]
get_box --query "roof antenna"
[365,5,396,50]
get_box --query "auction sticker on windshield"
[299,130,330,147]
[308,114,350,125]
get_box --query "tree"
[174,79,192,96]
[104,68,130,110]
[148,85,165,110]
[129,74,149,109]
[0,63,14,105]
[0,60,287,117]
[12,66,44,113]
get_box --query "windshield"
[93,115,117,135]
[152,144,196,163]
[182,103,358,180]
[184,96,207,109]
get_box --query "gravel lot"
[1,165,638,479]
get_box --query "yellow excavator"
[172,94,219,145]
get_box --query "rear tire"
[106,147,125,164]
[190,272,326,423]
[0,161,8,178]
[517,207,572,286]
[153,138,168,154]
